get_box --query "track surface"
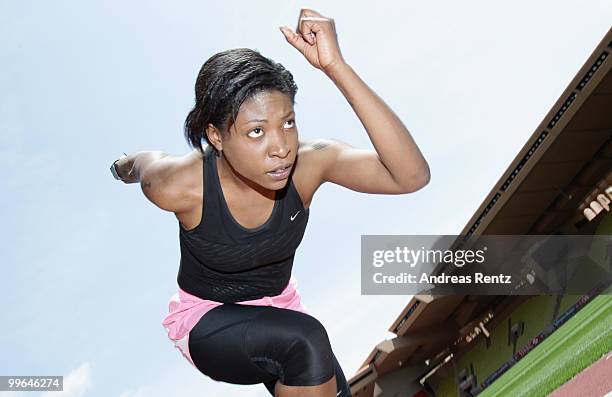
[549,353,612,397]
[480,295,611,396]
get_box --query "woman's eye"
[284,119,296,129]
[248,128,264,138]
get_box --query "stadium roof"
[349,27,612,397]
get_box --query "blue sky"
[1,1,611,396]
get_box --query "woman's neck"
[216,154,275,200]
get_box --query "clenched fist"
[280,9,346,75]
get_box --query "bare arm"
[281,9,430,194]
[113,151,169,184]
[324,63,430,193]
[112,151,199,213]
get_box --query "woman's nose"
[268,131,290,157]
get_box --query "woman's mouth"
[266,164,292,180]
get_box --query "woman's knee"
[288,315,333,359]
[252,309,333,355]
[280,314,335,385]
[245,308,336,386]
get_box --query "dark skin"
[118,91,333,231]
[112,8,430,397]
[203,89,302,229]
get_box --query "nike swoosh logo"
[290,211,300,221]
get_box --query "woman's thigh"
[188,303,346,391]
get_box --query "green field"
[479,292,612,397]
[431,214,612,397]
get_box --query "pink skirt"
[161,275,309,366]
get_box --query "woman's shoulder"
[297,138,345,159]
[298,138,335,152]
[141,149,204,215]
[296,139,322,174]
[177,148,206,203]
[296,138,344,174]
[170,149,206,230]
[163,149,204,193]
[293,139,339,208]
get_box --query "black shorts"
[188,303,352,396]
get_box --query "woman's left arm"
[281,9,430,194]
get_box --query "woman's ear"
[205,124,223,154]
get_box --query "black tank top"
[176,145,310,303]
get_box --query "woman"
[110,9,429,397]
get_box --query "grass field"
[479,292,612,397]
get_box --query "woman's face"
[219,90,299,191]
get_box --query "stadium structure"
[348,27,612,397]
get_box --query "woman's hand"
[110,154,138,184]
[280,9,346,75]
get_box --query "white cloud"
[0,363,92,397]
[40,362,92,397]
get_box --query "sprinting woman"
[110,8,429,397]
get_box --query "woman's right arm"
[113,151,168,184]
[112,151,199,214]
